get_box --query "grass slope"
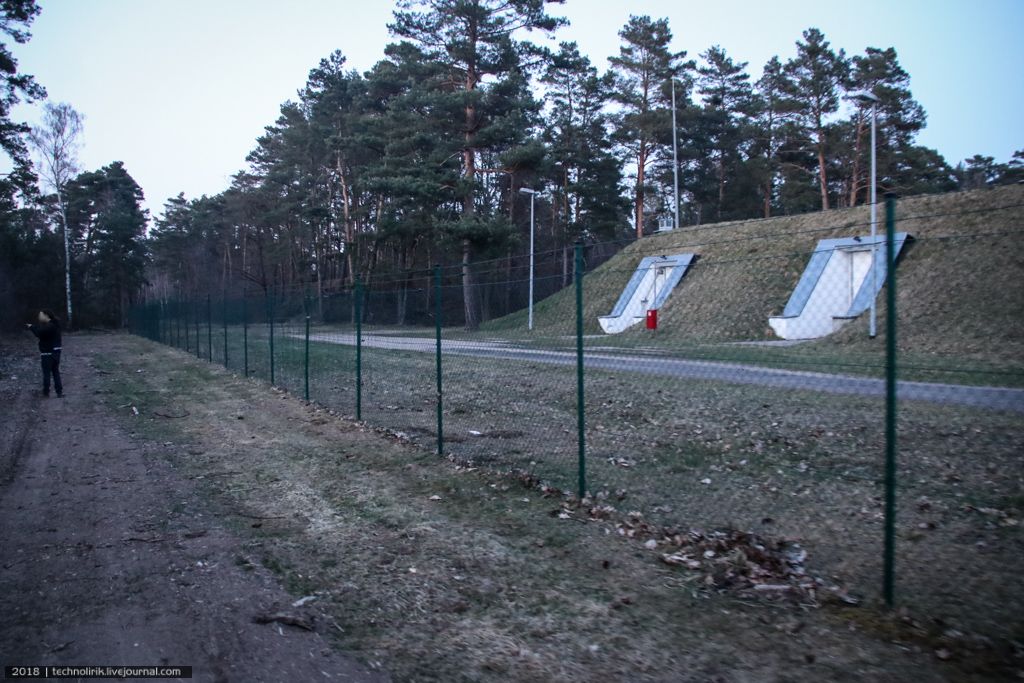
[488,186,1024,366]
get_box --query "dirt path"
[0,334,385,682]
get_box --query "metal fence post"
[194,300,201,359]
[434,265,443,456]
[242,294,249,377]
[222,295,228,369]
[884,194,898,607]
[268,289,275,386]
[355,279,363,421]
[206,295,212,362]
[575,241,586,499]
[304,297,311,402]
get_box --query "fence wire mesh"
[129,195,1024,642]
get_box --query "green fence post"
[206,295,213,362]
[304,296,311,402]
[883,194,898,608]
[434,265,443,456]
[355,279,363,421]
[575,241,586,500]
[242,295,249,377]
[222,295,228,369]
[194,300,201,359]
[267,290,275,386]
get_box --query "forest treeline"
[2,1,1022,328]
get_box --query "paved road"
[304,333,1024,413]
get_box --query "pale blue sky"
[6,0,1023,217]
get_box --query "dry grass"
[96,334,1024,681]
[492,186,1024,367]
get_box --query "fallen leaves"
[549,498,818,600]
[964,504,1019,527]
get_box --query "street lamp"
[519,187,541,331]
[851,89,880,338]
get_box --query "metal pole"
[304,308,310,402]
[206,295,212,362]
[883,194,897,607]
[268,291,275,385]
[671,78,680,230]
[222,296,228,368]
[355,280,363,421]
[574,242,586,499]
[528,193,535,331]
[869,100,878,338]
[242,294,249,377]
[194,301,200,359]
[434,265,444,456]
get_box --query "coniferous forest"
[2,0,1022,328]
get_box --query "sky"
[5,0,1023,218]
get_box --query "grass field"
[100,333,1023,680]
[153,320,1024,653]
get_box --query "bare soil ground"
[4,332,1020,681]
[0,333,385,682]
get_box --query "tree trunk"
[717,153,726,220]
[848,115,865,207]
[562,245,570,288]
[337,155,355,286]
[816,124,830,210]
[635,143,647,238]
[461,43,481,331]
[462,238,479,330]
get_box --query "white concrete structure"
[769,233,909,340]
[599,253,695,334]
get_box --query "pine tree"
[843,47,926,204]
[695,45,755,221]
[609,15,688,238]
[64,162,149,325]
[389,0,564,330]
[0,0,44,181]
[782,28,848,210]
[541,42,626,243]
[750,56,789,217]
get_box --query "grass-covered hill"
[486,185,1024,366]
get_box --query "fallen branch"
[252,613,314,631]
[152,410,190,419]
[120,536,165,544]
[235,512,288,520]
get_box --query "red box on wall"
[646,309,657,330]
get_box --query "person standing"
[27,309,63,398]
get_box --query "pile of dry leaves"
[553,498,831,602]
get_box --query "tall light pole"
[851,90,880,338]
[519,187,539,331]
[671,78,680,230]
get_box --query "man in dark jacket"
[27,309,63,397]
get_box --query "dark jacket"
[29,321,62,353]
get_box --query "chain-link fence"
[129,193,1024,642]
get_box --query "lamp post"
[519,187,539,331]
[671,77,680,230]
[851,90,880,338]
